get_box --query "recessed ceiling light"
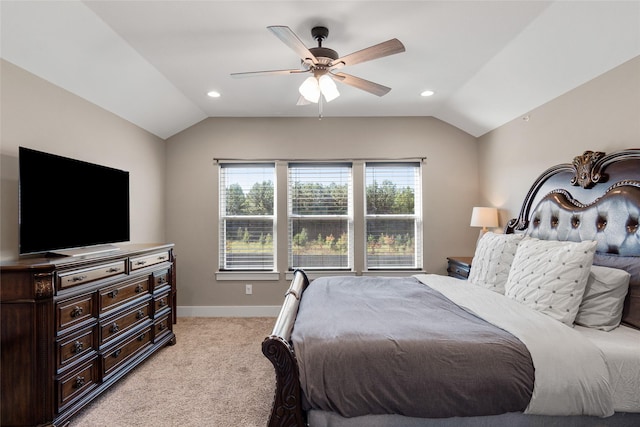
[420,90,435,97]
[207,91,221,98]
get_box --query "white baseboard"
[177,305,280,317]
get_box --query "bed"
[262,149,640,427]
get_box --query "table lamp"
[470,207,499,241]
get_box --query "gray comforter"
[291,276,534,418]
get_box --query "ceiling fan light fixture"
[319,75,340,102]
[296,95,311,106]
[299,76,321,103]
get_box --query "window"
[218,160,423,275]
[365,163,422,269]
[288,163,353,270]
[219,164,275,270]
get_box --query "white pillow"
[468,232,524,294]
[575,265,630,331]
[504,238,597,326]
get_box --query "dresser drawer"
[56,293,95,333]
[446,257,473,280]
[99,276,150,314]
[99,300,151,347]
[56,327,96,372]
[153,290,171,316]
[57,359,98,412]
[152,269,171,292]
[58,261,126,290]
[130,251,170,271]
[101,326,152,377]
[153,315,171,343]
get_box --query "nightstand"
[447,256,473,280]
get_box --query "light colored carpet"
[69,317,275,427]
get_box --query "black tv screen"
[19,147,130,255]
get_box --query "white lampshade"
[299,76,320,103]
[318,75,340,102]
[470,207,499,231]
[299,74,341,104]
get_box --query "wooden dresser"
[0,243,176,426]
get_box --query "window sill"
[285,270,426,280]
[285,270,357,281]
[361,270,426,277]
[215,271,280,281]
[216,270,426,282]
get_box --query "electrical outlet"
[245,284,252,295]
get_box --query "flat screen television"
[19,147,130,256]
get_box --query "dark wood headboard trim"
[506,149,640,235]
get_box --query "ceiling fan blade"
[330,38,405,68]
[332,72,391,97]
[231,69,308,78]
[268,25,318,64]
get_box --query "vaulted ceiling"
[2,1,639,139]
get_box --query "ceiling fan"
[231,26,405,105]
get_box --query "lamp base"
[476,227,488,245]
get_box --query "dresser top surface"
[1,243,174,271]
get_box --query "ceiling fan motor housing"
[310,47,339,62]
[309,27,338,65]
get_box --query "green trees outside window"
[219,161,422,271]
[220,165,275,270]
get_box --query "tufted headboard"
[506,149,640,328]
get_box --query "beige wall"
[478,56,640,226]
[0,60,167,260]
[165,117,479,307]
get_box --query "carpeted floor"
[69,317,276,427]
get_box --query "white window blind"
[365,162,422,269]
[288,163,353,270]
[219,164,275,270]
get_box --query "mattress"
[575,325,640,413]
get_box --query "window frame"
[364,161,423,270]
[287,162,354,271]
[218,163,276,272]
[216,159,425,280]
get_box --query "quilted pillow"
[505,238,597,325]
[592,253,640,330]
[574,265,630,331]
[467,232,524,294]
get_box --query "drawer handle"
[74,376,85,389]
[158,323,166,331]
[106,267,120,273]
[138,333,146,341]
[72,340,84,354]
[157,277,166,285]
[135,284,144,293]
[158,256,167,261]
[71,275,88,282]
[70,306,84,318]
[109,322,119,333]
[158,299,167,308]
[135,261,147,266]
[112,349,121,358]
[136,309,145,320]
[108,289,119,299]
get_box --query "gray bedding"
[291,276,534,419]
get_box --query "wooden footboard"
[262,269,310,427]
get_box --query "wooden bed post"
[263,270,309,427]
